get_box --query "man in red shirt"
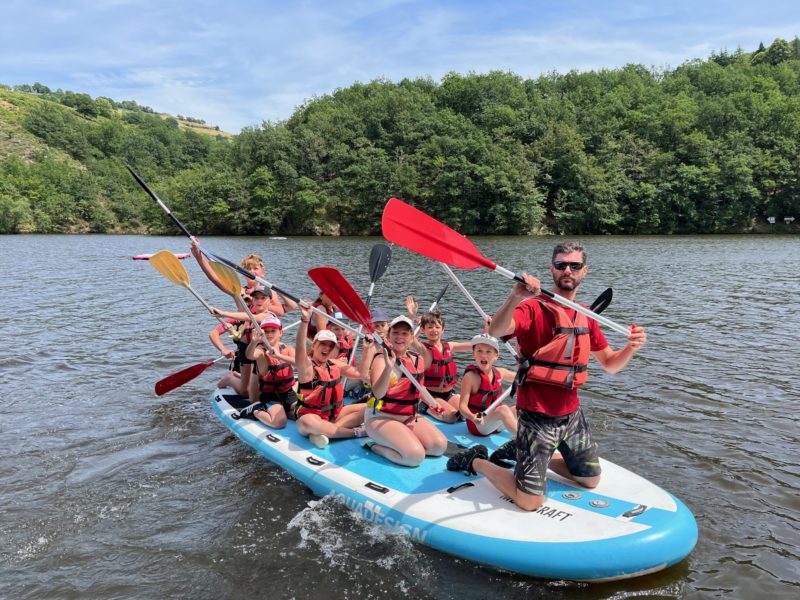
[447,242,647,511]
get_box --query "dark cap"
[370,308,390,323]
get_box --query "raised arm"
[489,273,541,339]
[294,303,315,384]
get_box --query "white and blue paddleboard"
[211,388,697,581]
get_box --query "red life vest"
[296,361,343,421]
[422,341,458,389]
[257,344,295,394]
[464,365,503,413]
[375,352,424,416]
[521,299,591,390]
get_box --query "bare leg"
[365,417,426,466]
[297,412,362,440]
[472,458,546,511]
[548,454,601,489]
[255,404,287,429]
[426,397,460,423]
[406,417,447,456]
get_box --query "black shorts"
[259,389,298,418]
[236,341,255,365]
[513,407,601,496]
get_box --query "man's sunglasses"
[552,261,585,271]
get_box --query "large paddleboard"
[211,388,697,581]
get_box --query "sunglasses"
[552,261,585,271]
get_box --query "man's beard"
[555,276,580,291]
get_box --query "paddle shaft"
[480,383,515,417]
[413,283,450,336]
[127,166,347,334]
[438,263,520,358]
[127,165,193,238]
[493,265,630,336]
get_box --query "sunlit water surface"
[1,234,798,599]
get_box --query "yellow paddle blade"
[209,260,243,298]
[149,250,190,288]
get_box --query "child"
[213,286,274,396]
[459,334,518,437]
[234,316,297,428]
[294,304,367,448]
[365,315,447,467]
[406,297,474,423]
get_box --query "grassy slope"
[0,86,233,165]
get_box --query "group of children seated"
[200,249,518,468]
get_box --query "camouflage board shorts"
[513,407,601,496]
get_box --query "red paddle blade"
[381,198,495,270]
[155,360,214,396]
[308,267,375,333]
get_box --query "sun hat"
[313,330,339,345]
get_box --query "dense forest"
[1,38,799,235]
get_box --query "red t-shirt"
[513,296,608,416]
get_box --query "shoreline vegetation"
[1,38,799,236]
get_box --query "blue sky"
[1,1,798,133]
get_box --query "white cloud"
[1,1,798,132]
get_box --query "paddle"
[126,165,359,336]
[412,283,450,336]
[590,287,613,314]
[366,243,392,306]
[308,266,440,412]
[208,260,274,353]
[346,243,393,375]
[382,198,631,335]
[149,250,237,334]
[155,356,227,396]
[438,262,520,358]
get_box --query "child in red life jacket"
[293,303,367,449]
[326,313,355,362]
[208,318,241,361]
[405,298,479,423]
[458,334,518,437]
[233,316,297,428]
[364,315,447,467]
[212,286,275,397]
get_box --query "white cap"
[470,333,500,352]
[313,330,339,345]
[389,315,414,329]
[259,316,282,330]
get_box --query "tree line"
[1,37,799,235]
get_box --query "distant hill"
[0,84,231,233]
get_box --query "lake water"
[1,234,798,599]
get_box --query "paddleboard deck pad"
[212,388,697,581]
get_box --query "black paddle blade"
[590,288,613,314]
[368,243,392,282]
